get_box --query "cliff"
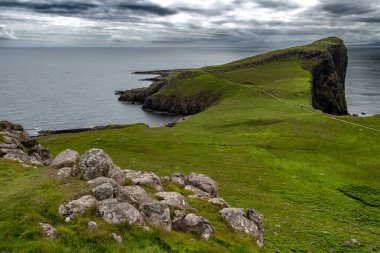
[116,37,348,116]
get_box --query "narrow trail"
[223,78,380,133]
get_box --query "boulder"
[155,192,191,210]
[3,136,20,146]
[186,173,218,197]
[97,198,144,225]
[171,173,186,186]
[112,233,123,244]
[29,144,52,165]
[0,143,18,150]
[220,208,264,248]
[115,185,154,208]
[139,201,171,232]
[51,149,80,169]
[87,177,119,188]
[57,167,72,179]
[160,176,171,182]
[38,222,58,240]
[172,211,214,240]
[2,148,42,166]
[88,221,98,232]
[0,120,24,132]
[79,149,125,185]
[184,185,210,199]
[59,195,97,222]
[125,170,163,191]
[91,183,115,200]
[208,197,229,208]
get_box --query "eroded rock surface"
[98,198,144,225]
[59,195,97,222]
[51,149,80,169]
[125,170,163,191]
[156,191,191,210]
[139,201,171,232]
[172,211,214,240]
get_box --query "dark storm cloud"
[320,2,373,15]
[117,3,177,16]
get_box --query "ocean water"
[0,47,379,134]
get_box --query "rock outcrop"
[0,120,52,166]
[59,195,97,222]
[172,211,214,240]
[139,201,172,232]
[98,198,145,225]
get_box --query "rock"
[139,201,171,232]
[2,136,20,146]
[57,167,72,179]
[172,211,214,240]
[87,176,119,188]
[220,208,264,248]
[368,243,378,251]
[39,222,58,240]
[115,185,154,208]
[111,233,123,244]
[92,183,115,201]
[79,149,125,185]
[125,170,163,191]
[172,173,186,186]
[0,143,18,150]
[29,144,52,165]
[2,148,42,166]
[0,120,24,132]
[97,198,144,225]
[88,221,98,232]
[160,176,171,182]
[184,185,210,199]
[59,195,97,222]
[155,192,191,210]
[208,197,229,208]
[186,173,218,197]
[51,149,80,169]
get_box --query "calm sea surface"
[0,47,379,134]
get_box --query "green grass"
[1,37,379,252]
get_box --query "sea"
[0,47,379,135]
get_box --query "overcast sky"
[0,0,379,47]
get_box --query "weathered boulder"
[112,233,123,244]
[97,198,144,225]
[156,192,191,210]
[184,185,210,199]
[88,221,98,232]
[0,120,24,132]
[115,185,154,208]
[2,148,42,166]
[29,144,52,166]
[125,170,163,191]
[186,173,218,197]
[172,211,214,240]
[59,195,97,222]
[79,149,125,185]
[39,222,58,240]
[160,176,171,182]
[208,197,229,208]
[0,143,18,150]
[57,167,72,179]
[220,208,264,248]
[87,176,119,188]
[171,173,186,186]
[2,136,20,146]
[139,201,171,232]
[92,183,115,200]
[51,149,80,169]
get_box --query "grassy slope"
[1,38,379,252]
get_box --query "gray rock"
[172,173,186,186]
[2,136,20,146]
[184,185,210,199]
[87,177,119,188]
[172,211,214,240]
[79,149,125,185]
[0,143,18,149]
[51,149,80,169]
[97,198,144,225]
[57,167,72,179]
[139,201,171,232]
[125,170,163,191]
[187,173,218,197]
[208,197,229,208]
[115,185,154,208]
[39,222,58,240]
[160,176,171,182]
[92,183,115,200]
[29,144,52,166]
[112,233,123,244]
[59,195,97,222]
[156,191,191,210]
[88,221,98,232]
[2,148,43,166]
[220,208,264,248]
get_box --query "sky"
[0,0,379,47]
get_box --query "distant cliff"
[116,37,348,116]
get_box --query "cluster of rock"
[0,120,52,166]
[53,148,264,247]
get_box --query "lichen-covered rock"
[139,201,171,232]
[184,185,211,199]
[79,149,125,185]
[220,208,264,248]
[160,176,171,182]
[91,183,115,200]
[2,148,43,166]
[171,173,186,186]
[97,198,144,225]
[29,144,52,166]
[172,211,214,240]
[125,170,163,191]
[39,222,58,240]
[156,192,191,210]
[208,197,229,208]
[87,176,119,188]
[88,221,98,232]
[51,149,80,169]
[57,167,72,179]
[2,136,20,146]
[115,185,154,208]
[59,195,97,222]
[186,173,218,197]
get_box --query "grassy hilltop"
[1,37,379,252]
